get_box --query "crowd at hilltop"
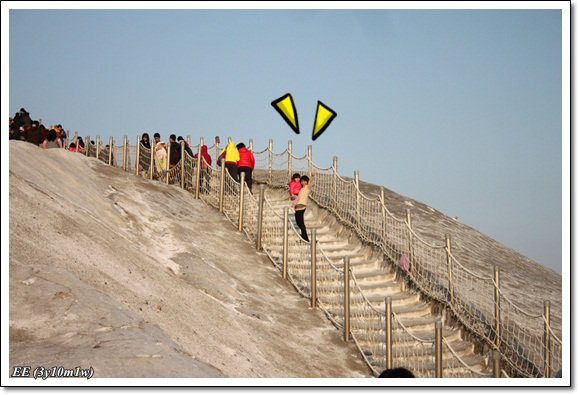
[8,108,85,152]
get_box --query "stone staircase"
[261,187,490,377]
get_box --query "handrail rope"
[492,277,544,319]
[392,312,434,344]
[349,271,384,316]
[408,226,447,249]
[289,152,308,161]
[449,253,494,281]
[349,334,382,377]
[441,338,493,377]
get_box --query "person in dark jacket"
[236,142,255,192]
[168,134,181,166]
[140,133,151,149]
[177,136,194,157]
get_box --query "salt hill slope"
[7,141,370,380]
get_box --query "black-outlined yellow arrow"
[271,93,300,134]
[312,101,337,141]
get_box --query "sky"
[3,1,569,275]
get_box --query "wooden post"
[435,320,443,378]
[238,173,246,232]
[344,256,350,342]
[446,234,454,304]
[283,208,289,280]
[544,301,552,378]
[494,265,501,348]
[310,229,317,308]
[385,296,393,370]
[256,184,265,251]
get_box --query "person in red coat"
[193,145,212,193]
[236,143,255,192]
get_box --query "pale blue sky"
[4,3,568,274]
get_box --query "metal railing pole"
[219,161,226,213]
[344,256,350,342]
[268,139,273,186]
[180,141,186,189]
[310,229,317,308]
[446,234,454,305]
[287,140,293,181]
[238,172,246,232]
[435,320,443,378]
[165,141,171,184]
[195,138,202,199]
[494,265,501,348]
[122,135,128,171]
[385,296,393,370]
[135,136,140,176]
[283,208,289,280]
[108,136,113,166]
[492,350,502,378]
[354,170,361,231]
[406,209,415,278]
[307,145,313,178]
[96,136,100,160]
[380,187,387,249]
[149,141,155,180]
[256,184,265,251]
[544,300,552,378]
[332,156,338,212]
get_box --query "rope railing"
[82,134,560,378]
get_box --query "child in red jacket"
[288,173,301,200]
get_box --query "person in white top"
[291,171,315,242]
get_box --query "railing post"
[385,296,393,370]
[219,160,226,213]
[122,135,128,171]
[238,172,246,232]
[73,134,79,153]
[108,136,113,166]
[180,140,186,189]
[406,209,415,278]
[287,140,293,181]
[380,187,387,249]
[96,136,100,160]
[135,135,141,176]
[344,256,350,342]
[494,265,501,348]
[249,138,253,152]
[256,184,265,251]
[435,320,443,378]
[165,140,171,184]
[544,300,552,378]
[149,141,155,180]
[268,139,273,186]
[332,156,338,211]
[310,228,317,308]
[492,350,502,378]
[354,170,361,231]
[307,145,313,178]
[186,135,190,145]
[195,138,203,199]
[283,208,289,280]
[85,136,90,156]
[445,234,454,305]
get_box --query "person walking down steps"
[291,171,315,242]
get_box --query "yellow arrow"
[271,93,300,134]
[312,101,337,141]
